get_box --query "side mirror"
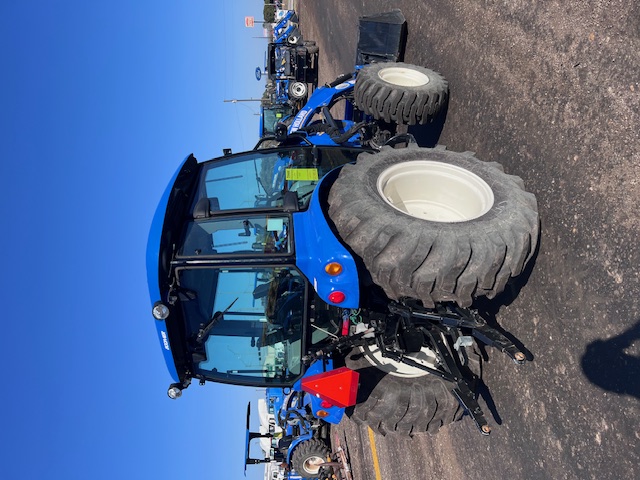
[275,123,289,141]
[193,197,221,219]
[282,191,299,212]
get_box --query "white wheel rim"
[378,66,430,87]
[360,343,438,378]
[290,82,307,98]
[303,455,324,474]
[377,160,494,222]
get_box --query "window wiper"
[254,165,268,195]
[195,297,239,344]
[227,369,269,374]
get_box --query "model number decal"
[161,330,170,350]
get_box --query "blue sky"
[1,1,271,478]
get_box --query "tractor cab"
[147,145,364,398]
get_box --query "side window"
[251,217,290,254]
[179,216,290,257]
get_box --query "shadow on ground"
[581,320,640,399]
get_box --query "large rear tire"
[327,145,539,308]
[345,345,481,435]
[354,62,449,125]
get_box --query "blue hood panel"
[146,155,194,383]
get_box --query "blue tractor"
[273,10,302,45]
[260,10,319,138]
[147,9,539,479]
[259,37,319,140]
[244,366,347,480]
[266,40,319,105]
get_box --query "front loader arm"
[288,74,357,134]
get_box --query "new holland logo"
[291,108,312,131]
[161,330,170,350]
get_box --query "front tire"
[287,33,300,45]
[327,145,539,308]
[290,439,330,478]
[354,62,449,125]
[288,81,308,100]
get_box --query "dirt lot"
[296,1,640,479]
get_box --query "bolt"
[515,352,526,362]
[482,425,491,434]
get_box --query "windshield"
[192,148,362,212]
[177,266,305,385]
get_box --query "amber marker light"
[325,262,343,276]
[315,410,330,418]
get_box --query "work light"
[152,302,170,320]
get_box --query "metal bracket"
[390,302,527,364]
[381,302,529,434]
[472,323,527,364]
[306,301,527,435]
[422,324,491,435]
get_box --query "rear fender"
[293,168,360,309]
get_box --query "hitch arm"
[421,326,491,435]
[472,324,527,364]
[380,334,491,435]
[383,302,530,434]
[391,302,527,364]
[377,320,492,435]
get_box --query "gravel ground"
[296,2,640,479]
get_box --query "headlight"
[152,302,170,320]
[167,385,182,399]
